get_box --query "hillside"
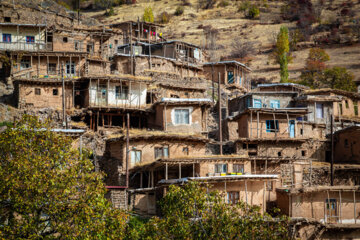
[83,0,360,85]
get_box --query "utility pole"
[125,113,130,188]
[61,62,66,128]
[330,114,334,186]
[218,72,223,155]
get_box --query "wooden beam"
[165,163,168,180]
[179,163,181,179]
[263,181,266,214]
[339,190,342,223]
[245,180,248,207]
[354,190,357,224]
[256,111,259,138]
[140,171,143,188]
[250,111,252,138]
[193,163,195,177]
[327,190,330,223]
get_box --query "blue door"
[289,120,295,138]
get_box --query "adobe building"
[334,126,360,164]
[203,60,252,92]
[276,186,360,239]
[128,155,278,215]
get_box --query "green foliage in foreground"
[141,182,290,240]
[0,116,128,239]
[0,116,289,239]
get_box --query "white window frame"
[171,107,192,125]
[316,102,324,119]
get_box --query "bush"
[158,11,171,24]
[105,6,115,16]
[247,5,260,19]
[217,0,229,7]
[238,1,251,12]
[143,6,154,22]
[175,6,184,16]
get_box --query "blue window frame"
[246,98,251,108]
[3,34,11,43]
[266,120,279,133]
[253,99,262,108]
[227,71,234,84]
[270,100,280,108]
[26,36,35,43]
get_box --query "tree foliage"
[141,182,289,239]
[272,26,291,83]
[143,6,154,23]
[299,48,355,91]
[0,116,127,239]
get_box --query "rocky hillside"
[83,0,360,85]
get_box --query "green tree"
[142,182,289,239]
[272,26,291,83]
[321,67,356,92]
[143,6,154,23]
[277,26,290,83]
[0,116,127,239]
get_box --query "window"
[300,128,304,135]
[344,139,349,148]
[227,192,239,205]
[26,36,35,44]
[183,147,189,155]
[278,151,282,157]
[154,146,169,159]
[3,34,11,43]
[63,37,68,43]
[345,100,349,109]
[74,41,82,51]
[53,89,58,96]
[301,150,306,157]
[35,88,41,95]
[115,40,118,45]
[48,63,57,75]
[253,99,262,108]
[170,94,179,98]
[339,103,343,115]
[227,71,234,84]
[115,86,129,100]
[354,103,358,116]
[316,103,324,119]
[246,98,251,108]
[266,181,273,191]
[4,17,11,23]
[174,109,190,125]
[233,164,244,173]
[265,120,279,132]
[215,164,227,173]
[87,43,94,53]
[270,100,280,109]
[66,61,75,76]
[130,150,141,166]
[20,60,31,70]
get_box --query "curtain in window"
[174,109,190,124]
[316,103,324,119]
[131,151,141,165]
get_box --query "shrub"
[238,1,251,12]
[158,11,171,24]
[247,5,260,19]
[217,0,229,7]
[175,6,184,16]
[143,6,154,22]
[105,6,115,16]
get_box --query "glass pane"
[163,147,169,157]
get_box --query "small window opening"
[35,88,41,95]
[345,100,349,109]
[53,89,58,96]
[278,151,282,157]
[183,147,189,155]
[300,128,304,135]
[301,150,306,157]
[63,37,68,43]
[344,139,349,148]
[115,40,118,44]
[4,17,11,23]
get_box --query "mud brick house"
[102,133,210,209]
[149,98,212,134]
[299,89,360,126]
[334,126,360,164]
[128,155,277,215]
[277,186,360,238]
[108,21,164,45]
[203,60,252,92]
